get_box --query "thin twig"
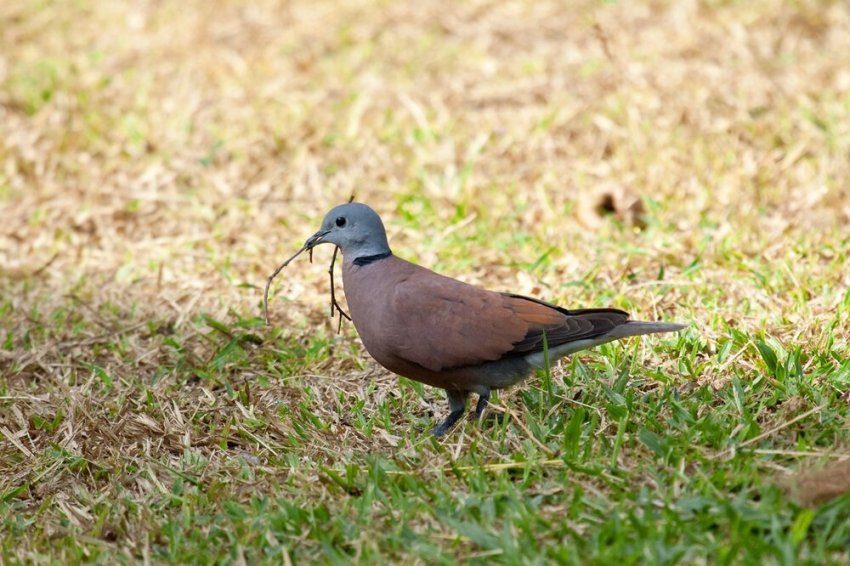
[32,252,60,277]
[738,405,823,449]
[328,245,351,333]
[263,246,309,326]
[721,405,824,459]
[753,449,850,459]
[264,196,356,327]
[488,402,555,456]
[447,459,563,472]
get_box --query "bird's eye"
[335,216,346,227]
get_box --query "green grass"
[2,0,850,562]
[3,240,848,562]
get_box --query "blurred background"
[2,0,848,328]
[3,1,850,560]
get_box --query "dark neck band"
[353,251,392,266]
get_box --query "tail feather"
[526,320,686,366]
[605,320,687,339]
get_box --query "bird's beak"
[304,229,331,250]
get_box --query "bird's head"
[304,202,391,260]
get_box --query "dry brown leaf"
[576,185,647,230]
[778,459,850,506]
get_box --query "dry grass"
[2,0,850,561]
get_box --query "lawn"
[2,0,850,562]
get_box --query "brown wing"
[387,268,629,371]
[387,274,526,371]
[500,293,629,356]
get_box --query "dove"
[288,202,685,436]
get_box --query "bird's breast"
[340,260,396,357]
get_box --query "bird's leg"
[474,388,505,426]
[432,389,468,436]
[474,388,491,420]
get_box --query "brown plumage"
[344,255,626,385]
[290,203,686,435]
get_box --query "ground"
[2,0,850,562]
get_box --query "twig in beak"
[263,246,309,326]
[264,229,350,330]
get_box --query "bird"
[295,202,686,436]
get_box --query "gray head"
[304,202,391,260]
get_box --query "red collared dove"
[294,202,685,435]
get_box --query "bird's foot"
[431,409,464,437]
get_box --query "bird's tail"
[525,318,686,367]
[605,320,687,339]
